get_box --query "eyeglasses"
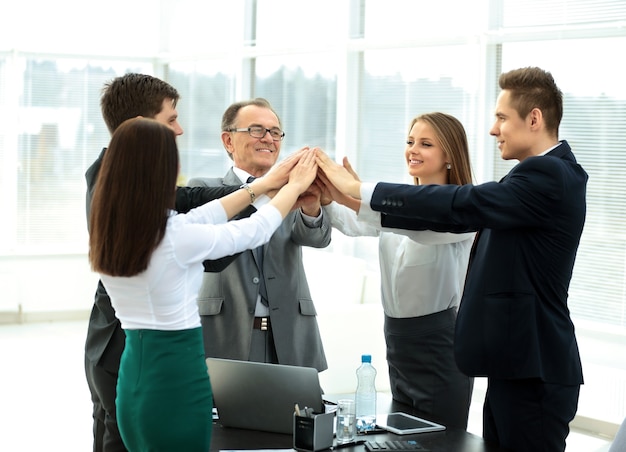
[228,126,285,141]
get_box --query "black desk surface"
[210,394,508,451]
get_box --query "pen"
[359,426,387,434]
[295,404,301,416]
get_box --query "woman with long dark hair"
[89,117,317,451]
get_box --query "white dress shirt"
[232,166,323,316]
[324,200,474,318]
[101,199,282,330]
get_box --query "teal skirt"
[117,327,213,451]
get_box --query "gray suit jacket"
[188,168,331,371]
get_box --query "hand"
[317,171,352,206]
[261,147,309,190]
[287,148,318,194]
[315,149,362,199]
[341,156,360,182]
[265,148,320,220]
[316,176,333,207]
[317,170,361,213]
[295,181,322,216]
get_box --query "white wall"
[0,255,97,323]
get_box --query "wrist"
[249,179,270,195]
[351,181,362,199]
[239,183,256,204]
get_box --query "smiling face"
[489,90,535,161]
[221,105,282,177]
[404,120,449,185]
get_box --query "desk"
[210,394,507,451]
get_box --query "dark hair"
[408,112,473,185]
[221,98,281,160]
[89,118,179,276]
[498,67,563,138]
[100,73,180,134]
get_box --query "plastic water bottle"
[355,354,377,432]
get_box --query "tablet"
[377,412,446,435]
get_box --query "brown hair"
[221,98,282,160]
[408,112,473,185]
[100,73,180,135]
[498,67,563,138]
[89,118,179,276]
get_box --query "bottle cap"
[361,354,372,363]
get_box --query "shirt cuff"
[356,198,380,225]
[360,182,375,205]
[300,208,323,227]
[252,193,271,209]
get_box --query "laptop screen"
[207,357,324,434]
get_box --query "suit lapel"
[222,168,240,186]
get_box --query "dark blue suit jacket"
[370,141,586,385]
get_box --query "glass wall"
[2,0,626,429]
[0,57,154,253]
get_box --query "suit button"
[252,277,260,284]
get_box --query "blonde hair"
[408,112,473,185]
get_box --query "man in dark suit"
[316,67,587,451]
[85,73,243,452]
[188,98,330,371]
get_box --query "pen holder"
[293,412,334,452]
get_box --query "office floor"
[0,320,613,451]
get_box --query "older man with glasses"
[188,98,330,372]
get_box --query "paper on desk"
[220,450,295,452]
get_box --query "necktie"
[255,246,269,306]
[247,176,268,306]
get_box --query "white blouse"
[100,200,282,330]
[323,201,474,318]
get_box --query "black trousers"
[384,308,474,429]
[84,354,127,452]
[248,328,279,364]
[483,378,580,451]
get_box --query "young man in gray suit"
[189,98,330,372]
[316,67,586,451]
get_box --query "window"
[254,53,338,156]
[2,0,626,432]
[1,57,153,254]
[169,60,239,183]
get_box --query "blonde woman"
[320,112,474,429]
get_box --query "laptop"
[206,357,325,434]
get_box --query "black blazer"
[370,141,587,385]
[84,148,241,370]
